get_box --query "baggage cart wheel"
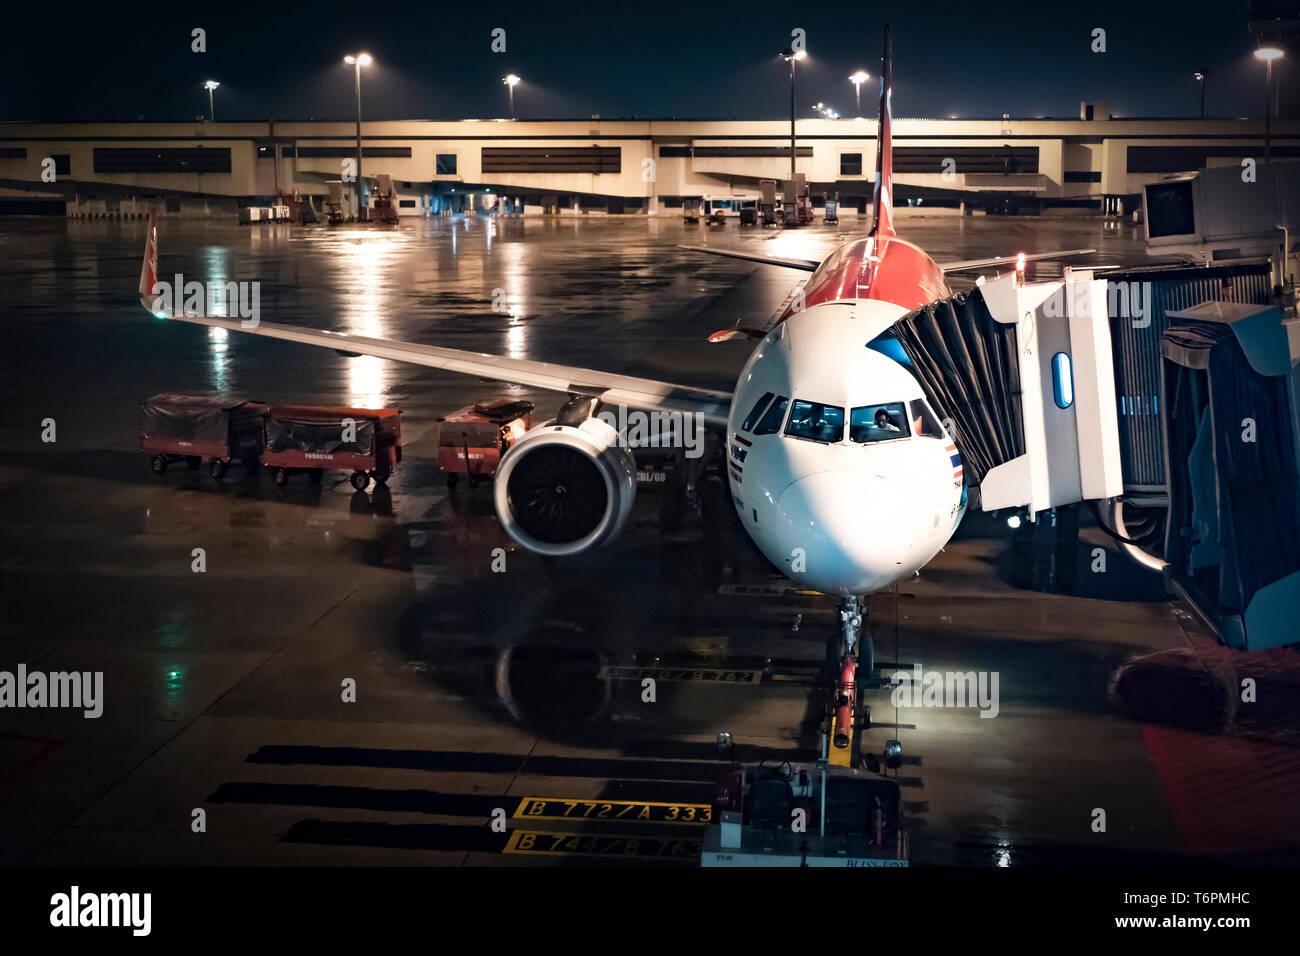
[350,470,370,492]
[186,456,201,470]
[446,473,458,490]
[308,469,323,484]
[150,454,168,475]
[273,468,290,488]
[208,459,227,480]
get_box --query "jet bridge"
[892,268,1124,517]
[1127,159,1299,650]
[892,160,1300,650]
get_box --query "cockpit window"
[752,395,789,435]
[909,398,946,438]
[849,402,908,443]
[785,400,845,443]
[740,392,774,432]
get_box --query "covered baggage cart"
[436,398,534,489]
[139,394,267,480]
[262,404,402,492]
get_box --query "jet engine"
[493,413,636,556]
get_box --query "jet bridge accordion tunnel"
[889,269,1125,594]
[892,269,1124,499]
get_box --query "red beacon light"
[1015,252,1027,286]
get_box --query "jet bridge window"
[908,399,945,438]
[741,392,775,432]
[850,402,908,442]
[752,396,789,436]
[785,400,845,443]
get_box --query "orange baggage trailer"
[436,398,534,489]
[140,394,268,480]
[262,404,401,492]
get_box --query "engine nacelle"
[494,416,637,556]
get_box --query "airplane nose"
[774,471,916,592]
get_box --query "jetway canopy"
[890,290,1024,484]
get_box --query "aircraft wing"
[138,216,732,429]
[679,244,820,271]
[936,248,1096,274]
[141,304,733,428]
[681,244,1096,276]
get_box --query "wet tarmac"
[2,213,1298,866]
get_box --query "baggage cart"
[262,404,402,492]
[436,398,534,489]
[139,394,267,480]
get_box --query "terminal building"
[1,104,1297,219]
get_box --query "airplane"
[135,26,1092,749]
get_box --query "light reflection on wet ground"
[1,214,1296,866]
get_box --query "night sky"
[2,0,1282,123]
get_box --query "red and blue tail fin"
[870,25,895,239]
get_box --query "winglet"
[138,208,161,313]
[871,25,895,239]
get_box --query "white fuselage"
[725,298,966,596]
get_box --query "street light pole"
[503,74,521,120]
[1255,48,1284,162]
[343,53,372,219]
[781,48,806,182]
[203,80,219,122]
[850,71,869,118]
[1194,71,1206,119]
[1266,59,1272,162]
[789,56,796,181]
